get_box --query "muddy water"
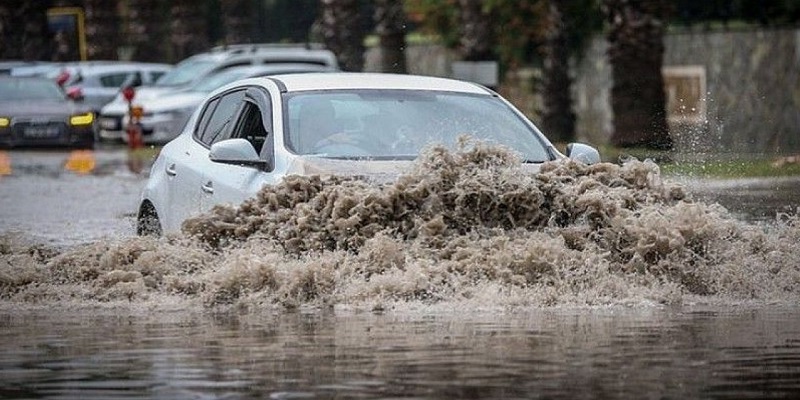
[1,307,799,399]
[1,144,800,398]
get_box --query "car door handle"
[201,181,214,194]
[165,163,177,176]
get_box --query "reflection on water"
[1,307,799,399]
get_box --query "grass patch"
[589,144,800,178]
[659,159,800,179]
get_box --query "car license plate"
[99,117,121,130]
[23,125,61,138]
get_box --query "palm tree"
[457,0,493,61]
[601,0,671,149]
[0,0,52,61]
[84,0,120,60]
[317,0,365,72]
[541,0,575,144]
[373,0,407,73]
[220,0,255,44]
[171,0,209,60]
[126,0,168,62]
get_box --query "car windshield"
[284,90,552,162]
[0,78,65,101]
[154,59,217,87]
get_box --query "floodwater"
[1,146,799,399]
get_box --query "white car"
[97,63,334,144]
[98,44,339,143]
[136,73,600,235]
[46,62,172,112]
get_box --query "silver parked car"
[0,76,96,149]
[98,44,339,143]
[98,63,335,144]
[136,73,600,235]
[45,62,172,113]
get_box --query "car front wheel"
[137,201,162,236]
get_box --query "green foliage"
[406,0,602,69]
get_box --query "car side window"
[231,102,267,153]
[99,72,132,87]
[149,71,166,83]
[194,97,220,143]
[198,89,246,146]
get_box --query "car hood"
[285,156,544,184]
[0,100,87,116]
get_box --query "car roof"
[186,45,338,68]
[267,73,492,94]
[57,62,173,73]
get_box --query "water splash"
[1,142,798,311]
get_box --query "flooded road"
[1,147,799,398]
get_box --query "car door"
[165,88,246,229]
[199,87,280,210]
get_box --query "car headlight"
[0,117,9,127]
[69,112,94,126]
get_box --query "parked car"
[136,73,600,235]
[44,61,172,113]
[0,76,95,149]
[98,63,335,144]
[6,61,61,77]
[98,44,338,144]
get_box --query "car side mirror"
[565,143,601,165]
[209,138,269,170]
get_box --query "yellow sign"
[47,7,87,61]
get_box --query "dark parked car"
[0,76,95,148]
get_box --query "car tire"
[137,202,162,236]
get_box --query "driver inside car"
[296,98,361,154]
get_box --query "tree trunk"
[317,0,365,72]
[84,0,120,60]
[0,0,52,61]
[126,0,168,62]
[457,0,493,61]
[602,0,671,149]
[220,0,255,44]
[171,0,209,61]
[541,0,576,143]
[374,0,406,73]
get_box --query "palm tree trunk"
[0,0,52,61]
[84,0,120,60]
[220,0,255,44]
[602,0,671,149]
[126,0,168,62]
[318,0,365,72]
[374,0,407,73]
[541,0,576,143]
[171,0,209,60]
[457,0,493,61]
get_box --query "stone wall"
[575,28,800,155]
[367,28,800,155]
